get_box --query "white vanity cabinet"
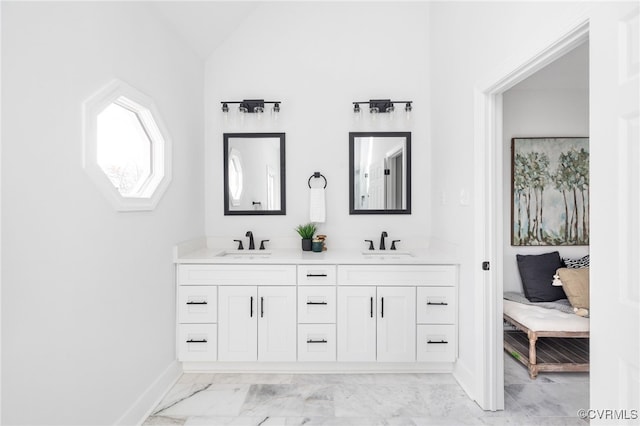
[175,254,457,371]
[177,264,296,363]
[337,286,416,362]
[337,265,456,363]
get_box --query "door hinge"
[482,261,490,271]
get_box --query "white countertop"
[175,240,459,265]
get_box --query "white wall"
[205,2,430,250]
[429,1,593,399]
[502,48,590,293]
[1,3,204,425]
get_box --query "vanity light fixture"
[352,99,413,114]
[221,99,281,115]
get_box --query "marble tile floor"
[143,353,589,426]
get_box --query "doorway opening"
[501,41,590,410]
[473,19,589,411]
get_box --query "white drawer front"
[416,325,456,362]
[416,287,456,324]
[297,265,337,285]
[178,265,296,286]
[337,265,457,286]
[178,286,217,324]
[298,324,336,362]
[298,286,336,324]
[178,324,217,362]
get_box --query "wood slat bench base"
[504,329,589,379]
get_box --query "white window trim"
[83,79,172,211]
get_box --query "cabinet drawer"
[178,286,217,324]
[178,265,296,286]
[297,265,337,285]
[298,324,336,362]
[298,286,336,324]
[416,325,456,362]
[178,324,217,362]
[337,265,457,286]
[416,287,456,324]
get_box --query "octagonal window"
[97,102,152,196]
[83,80,172,211]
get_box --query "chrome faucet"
[379,231,388,250]
[246,231,255,250]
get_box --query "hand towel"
[309,187,326,223]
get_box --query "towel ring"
[308,172,327,189]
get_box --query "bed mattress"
[503,299,589,332]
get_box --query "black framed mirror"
[223,133,286,215]
[349,132,411,214]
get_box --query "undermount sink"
[361,251,413,259]
[216,250,272,259]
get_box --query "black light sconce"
[221,99,281,114]
[352,99,413,114]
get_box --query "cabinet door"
[218,286,257,361]
[337,286,376,362]
[258,286,296,361]
[377,286,416,362]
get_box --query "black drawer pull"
[427,340,448,344]
[250,296,253,317]
[307,339,328,344]
[427,302,448,306]
[261,297,264,318]
[186,301,208,305]
[381,297,384,318]
[306,273,328,277]
[370,297,373,318]
[306,301,328,305]
[186,339,207,343]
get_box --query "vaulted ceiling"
[151,2,260,59]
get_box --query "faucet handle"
[233,239,244,250]
[364,240,374,250]
[259,240,270,250]
[391,240,401,250]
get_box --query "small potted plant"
[295,223,317,251]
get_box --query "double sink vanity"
[174,241,459,372]
[175,129,458,372]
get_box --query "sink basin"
[216,250,272,259]
[361,251,413,259]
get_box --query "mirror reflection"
[223,133,286,215]
[349,132,411,214]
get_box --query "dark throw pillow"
[516,251,567,302]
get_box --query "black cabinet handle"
[306,301,327,305]
[306,339,328,344]
[261,297,264,318]
[381,297,384,318]
[186,301,207,305]
[370,297,373,318]
[250,296,253,317]
[306,273,327,277]
[186,339,207,343]
[427,340,449,344]
[427,302,449,306]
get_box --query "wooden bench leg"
[528,332,538,379]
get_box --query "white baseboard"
[453,359,476,404]
[114,360,182,426]
[181,361,455,373]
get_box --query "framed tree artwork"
[511,137,589,246]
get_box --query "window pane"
[97,102,152,196]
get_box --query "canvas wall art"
[511,137,589,246]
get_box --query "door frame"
[473,18,590,410]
